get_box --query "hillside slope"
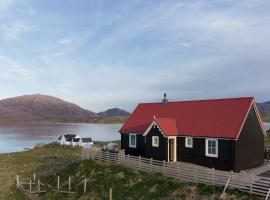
[0,94,129,123]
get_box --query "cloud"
[57,38,72,45]
[0,0,14,12]
[1,21,32,40]
[0,55,33,81]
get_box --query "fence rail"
[82,148,270,198]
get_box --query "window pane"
[212,148,216,154]
[131,136,135,145]
[208,141,211,148]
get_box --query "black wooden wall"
[234,106,264,171]
[145,126,168,161]
[121,133,145,157]
[177,137,234,171]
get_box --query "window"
[129,134,137,148]
[185,137,193,148]
[152,136,159,147]
[205,139,218,157]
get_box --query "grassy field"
[0,141,265,199]
[0,144,80,200]
[16,159,257,200]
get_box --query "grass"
[264,131,270,147]
[0,143,262,199]
[22,159,257,200]
[0,143,80,200]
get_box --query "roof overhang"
[143,120,167,137]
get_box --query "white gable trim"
[235,100,266,140]
[253,102,267,136]
[143,121,167,137]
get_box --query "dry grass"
[0,143,80,200]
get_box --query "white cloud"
[0,55,33,81]
[1,21,32,40]
[0,0,14,12]
[57,38,72,45]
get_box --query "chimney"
[162,93,168,104]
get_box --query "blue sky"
[0,0,270,112]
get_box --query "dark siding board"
[177,137,234,171]
[121,133,145,157]
[234,107,264,172]
[145,126,168,161]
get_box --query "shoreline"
[0,140,121,155]
[0,121,124,126]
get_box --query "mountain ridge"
[0,94,129,123]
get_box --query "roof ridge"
[138,96,254,105]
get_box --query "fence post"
[69,177,71,191]
[178,162,181,180]
[33,173,36,182]
[99,149,102,160]
[150,158,153,172]
[194,165,198,182]
[84,178,87,193]
[16,175,19,188]
[212,168,215,185]
[139,156,141,170]
[109,188,112,200]
[38,179,40,192]
[249,174,253,195]
[29,179,32,192]
[128,154,130,167]
[57,176,60,190]
[163,160,166,175]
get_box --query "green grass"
[265,132,270,147]
[35,160,257,200]
[0,143,80,200]
[1,143,260,200]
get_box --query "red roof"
[153,118,178,136]
[119,97,259,139]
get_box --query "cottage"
[79,138,94,147]
[57,134,80,145]
[119,94,266,172]
[72,138,80,146]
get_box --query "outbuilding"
[119,95,266,172]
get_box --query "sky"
[0,0,270,112]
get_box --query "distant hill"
[0,94,129,123]
[257,101,270,123]
[98,108,130,117]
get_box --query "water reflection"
[0,123,121,153]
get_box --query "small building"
[57,134,80,145]
[72,138,80,146]
[79,138,93,147]
[119,95,266,172]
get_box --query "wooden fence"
[82,148,270,199]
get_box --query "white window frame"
[152,136,159,147]
[129,134,137,148]
[205,138,218,158]
[185,137,193,148]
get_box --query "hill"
[0,94,129,123]
[98,108,130,117]
[257,102,270,122]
